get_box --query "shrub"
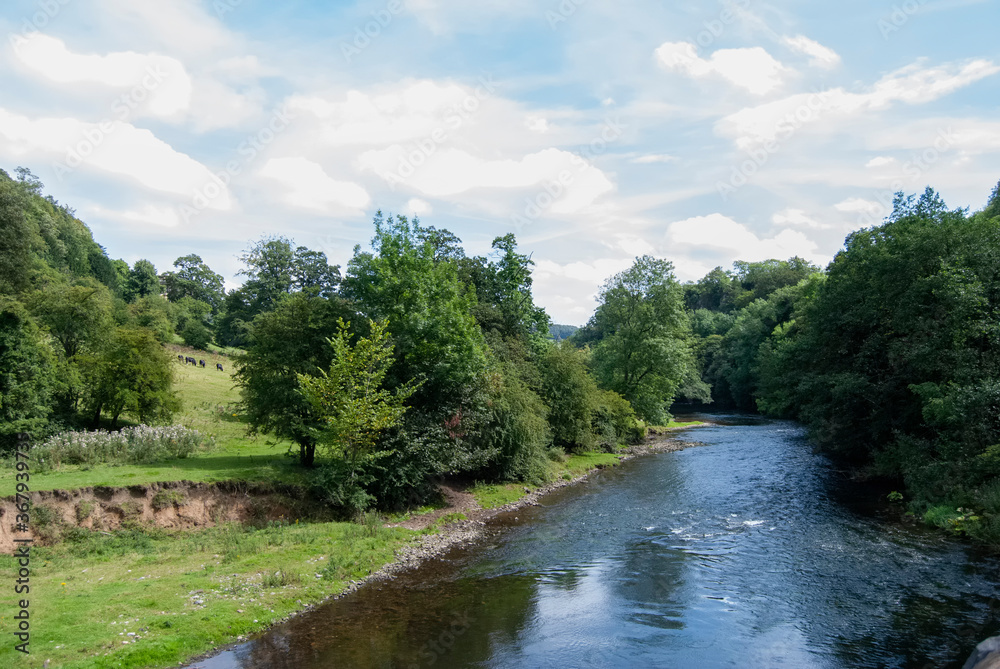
[30,425,213,471]
[592,389,639,450]
[181,320,213,350]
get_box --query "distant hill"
[549,324,579,341]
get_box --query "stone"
[963,636,1000,669]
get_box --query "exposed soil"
[0,480,320,553]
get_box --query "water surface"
[189,415,1000,668]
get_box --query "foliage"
[28,424,211,471]
[234,292,354,466]
[0,297,58,450]
[0,169,32,293]
[586,255,695,424]
[538,343,600,451]
[78,327,180,428]
[181,319,213,350]
[479,359,551,483]
[160,254,226,313]
[343,212,488,411]
[298,319,419,466]
[123,259,160,303]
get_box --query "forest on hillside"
[2,165,1000,545]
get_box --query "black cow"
[178,355,184,362]
[199,359,206,368]
[216,363,224,372]
[186,357,197,365]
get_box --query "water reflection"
[187,415,1000,669]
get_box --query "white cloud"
[656,42,787,95]
[667,213,821,262]
[358,146,614,214]
[866,156,896,168]
[781,35,840,69]
[258,157,370,212]
[534,258,634,284]
[96,0,236,56]
[834,198,883,214]
[631,154,677,164]
[91,204,183,228]
[0,108,231,209]
[716,59,1000,149]
[526,116,549,133]
[12,34,193,119]
[287,80,486,146]
[407,198,433,216]
[772,208,828,229]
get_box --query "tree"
[538,343,600,450]
[160,254,225,312]
[0,170,32,294]
[298,319,419,467]
[343,212,487,410]
[234,292,355,466]
[0,298,58,450]
[79,327,179,428]
[123,259,160,303]
[587,256,695,424]
[28,280,113,359]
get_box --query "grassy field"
[0,347,301,497]
[0,518,420,669]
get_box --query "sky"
[1,0,998,325]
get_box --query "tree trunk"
[300,441,316,467]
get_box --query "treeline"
[686,183,1000,544]
[0,168,702,514]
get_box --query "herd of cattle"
[178,354,224,372]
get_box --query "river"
[188,414,1000,668]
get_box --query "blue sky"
[1,0,998,324]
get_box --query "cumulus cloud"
[656,42,787,95]
[358,146,615,214]
[772,208,829,229]
[667,213,821,262]
[258,157,370,212]
[716,58,999,149]
[12,33,193,119]
[0,108,231,209]
[781,35,840,69]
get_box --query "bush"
[538,344,599,452]
[181,320,213,350]
[29,425,213,471]
[478,363,551,484]
[591,389,639,450]
[308,461,375,517]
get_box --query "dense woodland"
[2,165,1000,544]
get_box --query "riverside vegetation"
[1,165,1000,664]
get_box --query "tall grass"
[29,425,214,471]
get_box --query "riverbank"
[1,428,703,669]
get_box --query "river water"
[189,415,1000,668]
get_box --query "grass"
[469,450,622,509]
[650,420,706,431]
[0,518,419,669]
[0,354,302,497]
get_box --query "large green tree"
[343,213,487,410]
[586,255,695,423]
[234,292,354,466]
[79,327,179,428]
[160,254,225,313]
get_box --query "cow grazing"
[186,357,197,365]
[199,359,206,368]
[178,355,184,362]
[216,363,224,372]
